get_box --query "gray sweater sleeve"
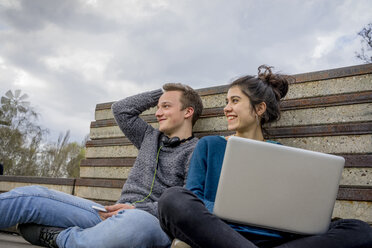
[111,89,163,149]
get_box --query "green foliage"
[38,131,84,178]
[0,89,86,178]
[67,145,85,178]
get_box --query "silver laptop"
[213,136,345,235]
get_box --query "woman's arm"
[185,138,215,212]
[186,136,227,213]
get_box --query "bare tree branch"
[356,23,372,63]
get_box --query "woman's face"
[224,86,257,134]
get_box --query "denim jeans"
[158,187,372,248]
[0,185,171,248]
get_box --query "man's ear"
[184,107,194,120]
[255,102,267,117]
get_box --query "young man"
[0,83,203,248]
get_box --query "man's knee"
[113,209,169,246]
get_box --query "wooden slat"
[0,176,75,186]
[265,122,372,138]
[80,158,136,167]
[281,91,372,110]
[337,186,372,202]
[292,63,372,84]
[95,102,114,111]
[80,154,371,170]
[86,138,129,147]
[75,178,125,188]
[91,119,117,128]
[196,85,230,96]
[341,154,372,168]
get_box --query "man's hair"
[162,83,203,126]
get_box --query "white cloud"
[43,49,112,82]
[312,34,340,59]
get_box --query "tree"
[66,143,85,178]
[0,90,46,176]
[356,23,372,63]
[38,131,85,178]
[0,89,86,178]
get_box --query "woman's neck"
[235,126,264,141]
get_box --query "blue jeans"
[0,185,171,248]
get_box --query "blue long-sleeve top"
[186,135,283,238]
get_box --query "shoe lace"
[39,227,60,248]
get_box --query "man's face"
[155,91,187,137]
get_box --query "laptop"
[213,136,345,235]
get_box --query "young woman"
[158,65,372,248]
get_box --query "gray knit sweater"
[111,89,198,217]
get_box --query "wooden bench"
[1,63,371,225]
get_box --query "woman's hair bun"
[257,65,292,100]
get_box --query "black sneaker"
[17,223,63,248]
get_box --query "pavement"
[0,232,41,247]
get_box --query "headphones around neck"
[132,133,194,206]
[160,134,194,147]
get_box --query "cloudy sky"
[0,0,371,143]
